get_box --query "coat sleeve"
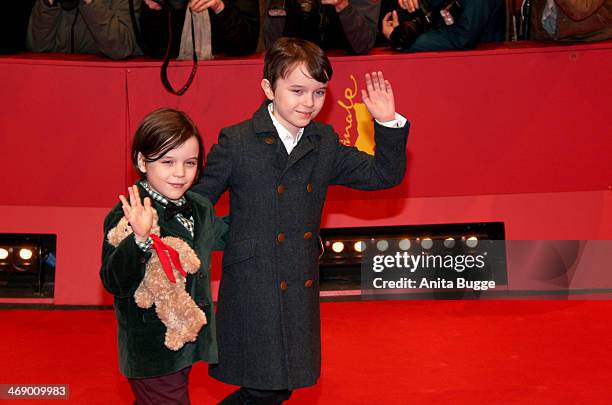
[210,0,259,55]
[330,120,409,189]
[394,0,502,51]
[555,0,606,21]
[337,0,381,54]
[27,0,62,53]
[79,0,137,59]
[212,214,230,251]
[100,206,150,298]
[193,130,233,205]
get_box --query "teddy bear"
[107,211,207,351]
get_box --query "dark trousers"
[128,366,192,405]
[218,387,293,405]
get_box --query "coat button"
[265,136,275,145]
[304,279,313,288]
[277,232,286,242]
[280,281,288,290]
[303,232,312,240]
[198,272,205,279]
[306,183,313,193]
[277,184,285,194]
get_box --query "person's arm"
[100,208,150,298]
[390,0,501,52]
[27,0,63,52]
[79,0,137,59]
[324,0,381,54]
[212,214,230,250]
[555,0,606,21]
[192,130,233,205]
[331,72,409,189]
[100,186,155,297]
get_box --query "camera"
[392,0,463,49]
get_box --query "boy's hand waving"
[361,71,396,123]
[119,186,154,243]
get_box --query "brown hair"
[131,108,203,179]
[263,37,333,89]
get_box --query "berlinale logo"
[337,74,375,156]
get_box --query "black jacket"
[139,0,259,57]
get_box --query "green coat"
[100,184,227,378]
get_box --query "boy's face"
[137,136,199,200]
[262,63,328,136]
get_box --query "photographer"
[27,0,139,60]
[381,0,504,52]
[263,0,381,54]
[139,0,259,57]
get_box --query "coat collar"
[135,182,195,242]
[252,100,320,139]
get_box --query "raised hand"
[119,186,154,243]
[361,72,395,123]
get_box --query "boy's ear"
[261,79,275,101]
[137,152,147,174]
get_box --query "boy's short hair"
[264,37,333,89]
[131,108,204,179]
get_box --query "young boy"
[194,37,409,404]
[100,108,227,405]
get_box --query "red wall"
[1,42,611,305]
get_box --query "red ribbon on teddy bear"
[150,234,188,283]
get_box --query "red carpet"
[2,300,611,404]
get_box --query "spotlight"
[0,248,8,260]
[398,239,411,251]
[443,238,456,249]
[331,242,345,253]
[19,248,33,260]
[376,240,389,252]
[466,236,478,248]
[354,241,366,253]
[421,238,433,250]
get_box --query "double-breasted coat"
[194,101,409,390]
[100,184,227,378]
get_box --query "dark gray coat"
[194,101,409,390]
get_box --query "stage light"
[443,238,456,249]
[376,240,389,252]
[466,236,478,248]
[19,248,33,260]
[354,241,366,253]
[331,242,345,253]
[398,239,411,251]
[0,248,8,260]
[421,238,433,250]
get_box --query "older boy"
[194,37,409,404]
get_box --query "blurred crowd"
[1,0,610,59]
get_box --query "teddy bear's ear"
[107,217,133,247]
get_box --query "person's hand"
[361,72,395,123]
[143,0,162,10]
[119,186,154,243]
[382,11,400,40]
[321,0,349,13]
[398,0,418,12]
[190,0,225,14]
